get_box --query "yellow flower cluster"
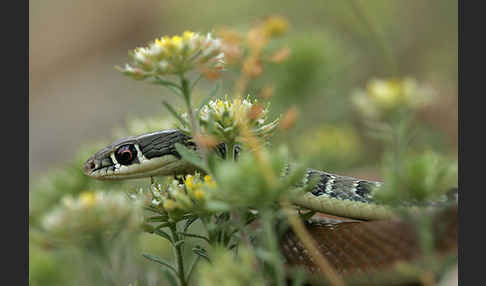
[179,96,279,143]
[42,191,142,244]
[150,173,215,220]
[185,174,216,199]
[351,77,435,120]
[118,31,224,79]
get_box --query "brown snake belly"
[280,205,458,285]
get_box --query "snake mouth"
[82,159,97,175]
[83,152,191,180]
[82,155,117,178]
[82,161,105,177]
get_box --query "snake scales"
[83,129,458,283]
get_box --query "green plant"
[30,14,457,286]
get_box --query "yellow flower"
[185,175,194,190]
[367,78,405,108]
[171,35,183,45]
[204,175,216,188]
[41,191,142,245]
[119,31,224,78]
[183,30,195,39]
[263,16,289,38]
[352,77,435,120]
[194,190,205,200]
[79,191,98,207]
[179,95,279,143]
[147,173,215,219]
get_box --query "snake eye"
[115,144,137,166]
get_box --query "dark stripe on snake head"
[137,130,191,159]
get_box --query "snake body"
[288,167,395,220]
[83,129,453,220]
[83,129,458,280]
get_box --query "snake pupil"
[115,144,137,165]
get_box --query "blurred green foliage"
[197,246,266,286]
[377,150,457,205]
[29,243,72,286]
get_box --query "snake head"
[82,129,199,180]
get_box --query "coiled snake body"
[83,129,458,282]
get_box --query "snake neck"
[283,163,381,204]
[302,168,381,204]
[283,163,458,220]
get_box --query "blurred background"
[29,0,457,285]
[29,0,457,181]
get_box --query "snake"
[82,128,455,220]
[82,128,458,280]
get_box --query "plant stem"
[180,75,207,163]
[226,140,236,160]
[261,210,286,286]
[169,223,187,286]
[181,77,198,135]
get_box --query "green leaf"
[206,151,224,174]
[154,229,173,243]
[183,216,199,233]
[151,78,182,96]
[192,246,211,264]
[178,232,210,243]
[163,101,189,128]
[299,210,316,221]
[141,223,155,233]
[174,143,206,171]
[155,222,171,230]
[142,254,178,274]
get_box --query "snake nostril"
[83,159,96,174]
